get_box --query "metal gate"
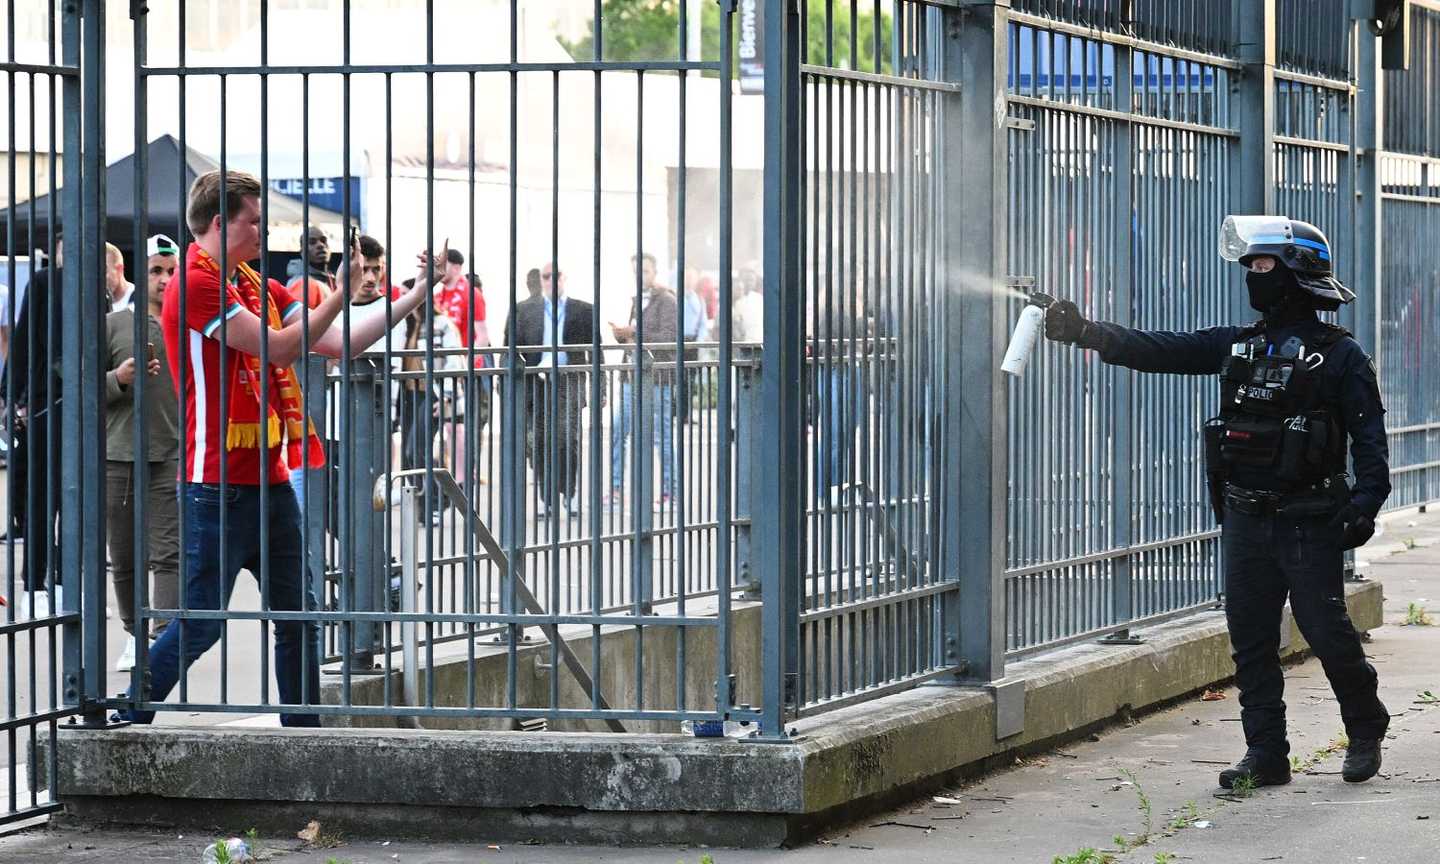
[103,0,751,732]
[1,0,104,830]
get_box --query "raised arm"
[307,247,439,360]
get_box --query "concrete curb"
[48,579,1383,847]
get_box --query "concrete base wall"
[321,600,763,734]
[49,579,1383,847]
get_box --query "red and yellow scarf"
[194,249,326,470]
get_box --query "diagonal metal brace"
[378,470,626,732]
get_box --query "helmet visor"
[1219,215,1292,262]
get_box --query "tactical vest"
[1203,323,1349,503]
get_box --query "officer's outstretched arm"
[1337,343,1391,519]
[1043,300,1238,375]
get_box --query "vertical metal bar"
[1353,17,1382,357]
[1111,39,1135,632]
[716,0,736,719]
[129,0,151,702]
[588,0,604,711]
[1234,0,1277,214]
[173,0,190,709]
[67,0,107,721]
[943,0,1009,682]
[256,0,273,709]
[759,0,803,738]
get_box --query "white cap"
[146,233,179,258]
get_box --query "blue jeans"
[120,481,323,727]
[610,381,674,497]
[815,367,862,496]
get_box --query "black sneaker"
[1342,737,1382,783]
[1219,750,1292,789]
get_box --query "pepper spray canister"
[1000,291,1055,377]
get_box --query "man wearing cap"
[103,239,180,670]
[145,233,179,301]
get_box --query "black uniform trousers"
[1223,506,1389,759]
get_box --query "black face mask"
[1246,267,1299,314]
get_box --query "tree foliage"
[559,1,893,75]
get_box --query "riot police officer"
[1044,216,1390,789]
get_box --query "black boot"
[1342,738,1382,783]
[1219,750,1292,789]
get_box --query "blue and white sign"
[270,176,363,217]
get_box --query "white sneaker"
[29,590,51,620]
[115,635,136,671]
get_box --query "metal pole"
[1111,40,1136,636]
[759,0,803,739]
[348,359,384,668]
[948,0,1010,683]
[64,0,107,723]
[1234,0,1278,215]
[1351,9,1383,356]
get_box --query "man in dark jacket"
[7,231,64,616]
[507,262,596,517]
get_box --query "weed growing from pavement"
[1123,769,1154,840]
[1419,690,1440,705]
[1406,603,1433,626]
[1166,799,1201,831]
[1229,774,1257,798]
[1153,854,1177,864]
[1051,849,1114,864]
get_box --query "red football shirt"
[162,243,305,485]
[435,278,488,368]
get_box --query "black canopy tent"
[4,134,352,270]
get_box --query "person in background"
[290,233,408,529]
[103,240,181,671]
[105,242,136,311]
[397,277,466,523]
[676,266,708,425]
[434,250,491,487]
[733,266,764,347]
[608,253,678,509]
[7,229,63,615]
[507,262,597,518]
[286,225,335,309]
[145,234,180,299]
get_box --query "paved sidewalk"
[5,508,1440,864]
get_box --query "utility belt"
[1202,411,1343,524]
[1220,480,1343,518]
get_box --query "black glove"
[1045,299,1090,344]
[1327,503,1375,551]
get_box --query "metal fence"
[1379,6,1440,510]
[5,0,1440,831]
